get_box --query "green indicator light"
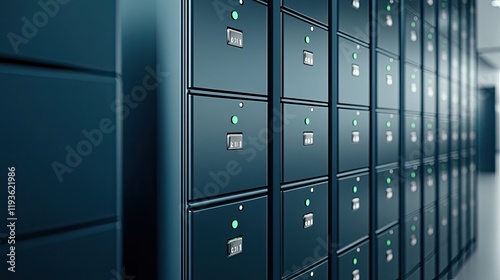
[428,33,433,40]
[441,2,446,8]
[352,52,358,60]
[386,121,391,128]
[386,65,392,71]
[305,117,310,125]
[427,123,433,129]
[411,171,416,178]
[386,177,392,184]
[231,10,239,20]
[411,21,416,28]
[386,4,391,11]
[353,258,358,265]
[427,167,433,174]
[305,36,310,44]
[232,220,239,229]
[411,122,416,129]
[411,225,416,232]
[231,115,239,124]
[305,199,311,207]
[387,239,392,246]
[411,73,416,80]
[353,186,358,193]
[353,119,358,126]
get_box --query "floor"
[454,153,500,279]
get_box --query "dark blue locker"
[423,24,437,71]
[377,113,400,165]
[405,115,422,161]
[283,14,328,102]
[191,0,267,95]
[423,161,437,206]
[338,109,370,173]
[377,52,400,109]
[404,165,422,216]
[404,214,422,275]
[338,0,370,43]
[405,64,422,112]
[377,0,400,55]
[438,159,449,198]
[338,37,370,106]
[405,11,422,66]
[423,116,437,158]
[424,206,437,258]
[376,168,400,230]
[377,226,400,280]
[338,241,370,280]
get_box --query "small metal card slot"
[352,0,360,9]
[352,64,360,77]
[427,131,434,142]
[410,131,418,143]
[427,177,434,187]
[386,131,393,143]
[410,181,418,192]
[386,249,394,262]
[227,133,243,150]
[427,41,434,52]
[227,236,243,257]
[303,51,314,66]
[352,269,360,280]
[386,15,393,27]
[303,213,314,228]
[411,82,418,93]
[427,225,434,236]
[427,86,434,97]
[386,74,393,85]
[386,187,393,199]
[410,234,418,246]
[303,132,314,146]
[227,28,243,48]
[410,30,417,42]
[352,131,360,143]
[352,197,360,211]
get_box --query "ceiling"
[477,0,500,68]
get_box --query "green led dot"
[352,52,358,60]
[386,4,391,11]
[411,225,416,232]
[305,36,310,44]
[231,10,239,20]
[427,123,433,129]
[386,64,392,71]
[231,115,239,124]
[441,1,446,8]
[353,119,358,126]
[232,220,239,229]
[427,167,433,174]
[411,21,416,28]
[411,171,416,178]
[411,122,416,129]
[353,258,358,265]
[428,33,433,40]
[387,239,392,246]
[411,73,416,80]
[353,186,358,193]
[386,177,392,184]
[305,199,311,207]
[386,121,392,128]
[305,117,310,125]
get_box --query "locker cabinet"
[405,115,422,161]
[450,81,460,117]
[338,37,370,106]
[438,118,449,156]
[438,36,449,78]
[423,24,437,71]
[438,243,449,275]
[424,206,437,258]
[423,72,437,115]
[338,109,370,172]
[191,96,268,200]
[405,11,422,66]
[282,0,328,25]
[283,104,328,183]
[338,174,370,249]
[450,157,459,194]
[189,196,268,280]
[338,241,370,280]
[438,0,449,37]
[283,183,328,277]
[438,76,449,116]
[377,113,400,165]
[423,161,437,206]
[450,5,459,44]
[377,226,400,280]
[338,0,370,43]
[405,64,422,112]
[450,195,460,260]
[423,116,437,158]
[283,14,328,102]
[1,68,118,235]
[191,0,267,95]
[438,197,449,245]
[377,168,400,230]
[451,120,459,153]
[377,0,400,55]
[438,159,449,198]
[404,165,422,216]
[377,53,400,110]
[404,214,422,275]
